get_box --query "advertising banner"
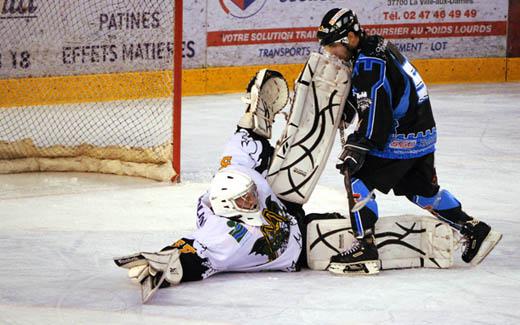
[207,0,508,66]
[0,0,509,78]
[0,0,204,78]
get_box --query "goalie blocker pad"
[306,214,455,270]
[267,53,352,204]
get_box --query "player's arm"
[336,56,393,175]
[350,56,393,149]
[342,92,358,125]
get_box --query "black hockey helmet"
[317,8,362,46]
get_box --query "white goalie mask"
[209,170,265,226]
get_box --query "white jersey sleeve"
[218,127,274,177]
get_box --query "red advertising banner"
[208,21,507,47]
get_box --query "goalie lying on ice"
[114,69,303,303]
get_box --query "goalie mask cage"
[0,0,183,181]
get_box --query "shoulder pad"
[358,35,387,60]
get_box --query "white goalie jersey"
[185,128,302,278]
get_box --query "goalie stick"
[113,252,146,269]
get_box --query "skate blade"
[327,260,380,275]
[471,230,502,266]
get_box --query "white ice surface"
[1,83,520,324]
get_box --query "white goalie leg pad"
[267,53,352,204]
[238,69,289,139]
[306,218,354,270]
[376,215,454,269]
[306,215,456,270]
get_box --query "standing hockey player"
[316,8,502,275]
[114,70,302,303]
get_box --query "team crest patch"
[250,196,291,261]
[227,220,248,243]
[220,156,232,169]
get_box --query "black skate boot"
[460,220,502,265]
[328,233,380,275]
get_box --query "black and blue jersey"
[347,35,437,159]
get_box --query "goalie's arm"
[218,127,274,175]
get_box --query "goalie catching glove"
[238,69,289,139]
[113,248,182,303]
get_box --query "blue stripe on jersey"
[353,55,386,140]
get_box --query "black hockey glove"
[336,144,368,175]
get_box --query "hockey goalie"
[114,68,301,303]
[112,55,349,303]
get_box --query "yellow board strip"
[1,57,517,108]
[507,58,520,81]
[414,57,507,84]
[0,71,174,108]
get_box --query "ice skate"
[460,220,502,266]
[328,234,380,275]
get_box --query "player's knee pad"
[351,178,378,236]
[408,189,460,212]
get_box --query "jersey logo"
[227,220,248,243]
[250,196,290,261]
[220,156,232,169]
[238,129,261,160]
[353,90,371,112]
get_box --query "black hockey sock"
[434,206,473,228]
